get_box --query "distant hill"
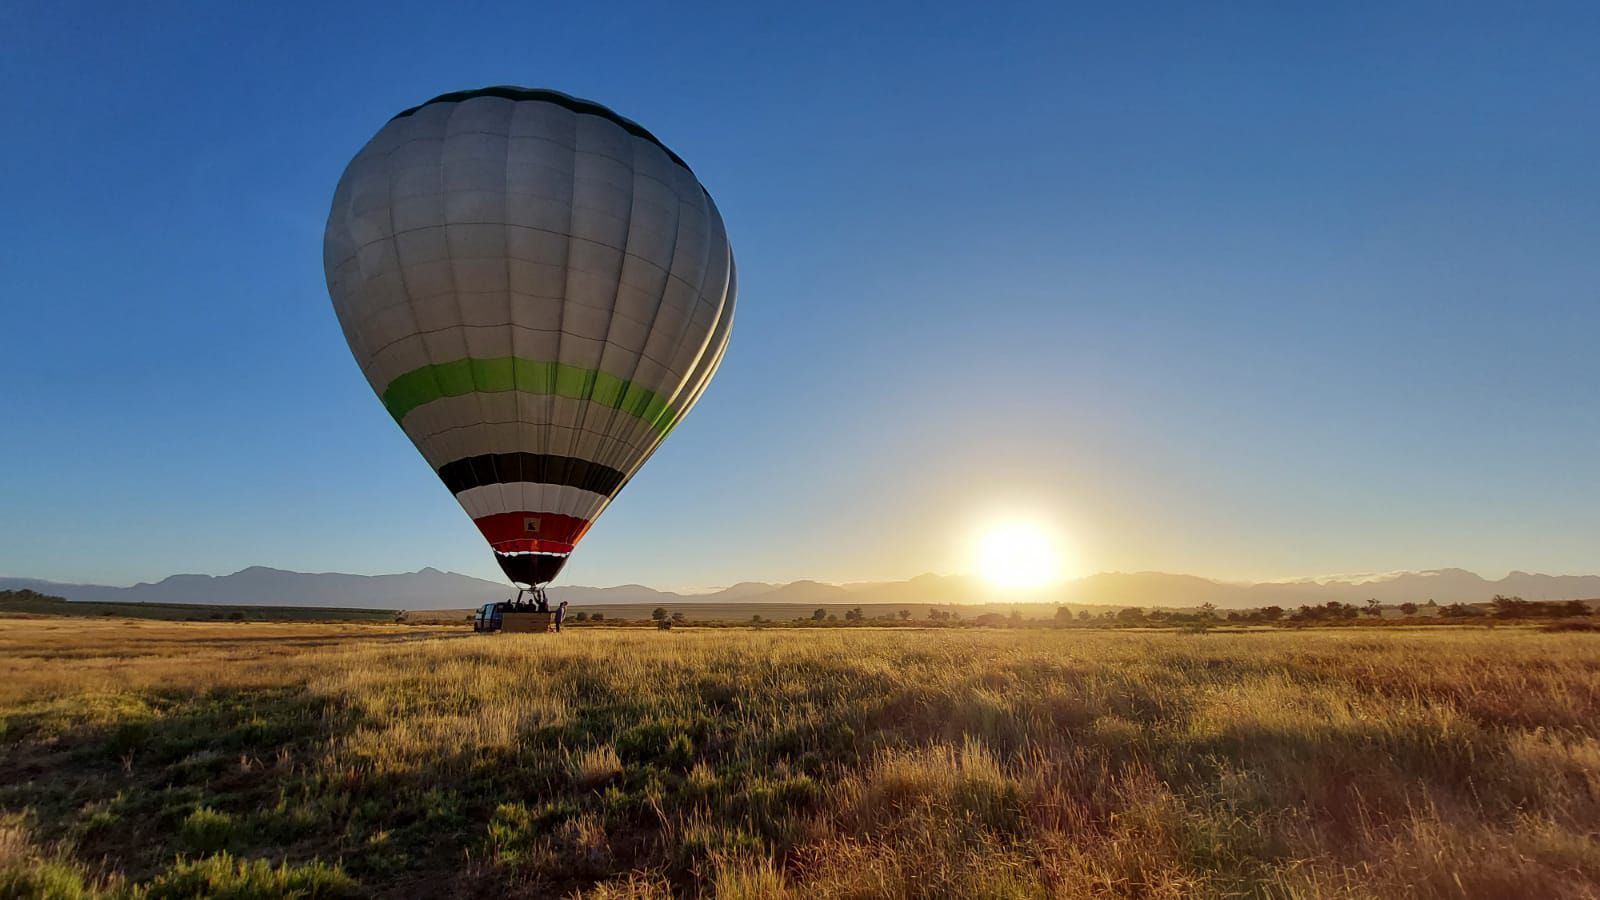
[550,583,687,606]
[3,566,1597,612]
[702,582,781,601]
[0,566,510,610]
[747,580,851,605]
[1239,569,1600,608]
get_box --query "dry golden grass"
[2,617,1599,897]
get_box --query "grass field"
[2,618,1598,898]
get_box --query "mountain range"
[3,567,1598,611]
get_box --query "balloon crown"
[389,85,691,171]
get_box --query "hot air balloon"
[323,87,735,594]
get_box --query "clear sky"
[2,1,1596,590]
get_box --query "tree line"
[613,596,1595,629]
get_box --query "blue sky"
[2,1,1596,589]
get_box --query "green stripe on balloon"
[381,358,679,435]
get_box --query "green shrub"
[178,806,236,854]
[484,803,535,862]
[485,800,581,863]
[141,853,358,899]
[617,722,694,770]
[674,822,764,874]
[0,859,98,900]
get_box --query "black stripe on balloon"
[495,550,568,587]
[390,86,692,171]
[437,453,626,498]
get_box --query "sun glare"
[974,520,1065,590]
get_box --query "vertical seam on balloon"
[591,163,686,503]
[626,264,734,486]
[500,103,526,518]
[380,119,455,502]
[547,105,580,514]
[677,259,736,434]
[329,168,376,402]
[601,200,731,517]
[658,252,731,436]
[444,102,510,520]
[588,157,677,509]
[539,123,574,512]
[617,170,718,468]
[647,194,727,439]
[681,252,738,431]
[633,255,736,480]
[571,118,637,523]
[683,297,734,430]
[409,113,468,513]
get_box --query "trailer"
[473,603,555,634]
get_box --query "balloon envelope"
[323,87,736,586]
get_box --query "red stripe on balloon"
[473,511,591,554]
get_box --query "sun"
[974,520,1066,590]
